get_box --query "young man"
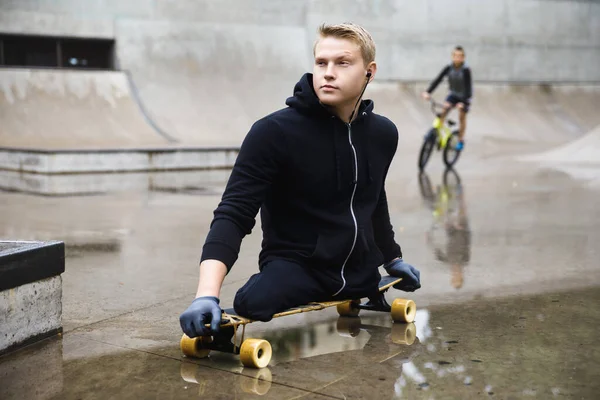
[180,23,421,338]
[422,46,472,151]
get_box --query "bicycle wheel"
[418,129,437,171]
[443,131,462,168]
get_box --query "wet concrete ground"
[1,146,599,399]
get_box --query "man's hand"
[179,296,222,338]
[422,92,431,101]
[384,259,421,292]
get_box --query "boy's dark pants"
[234,259,380,321]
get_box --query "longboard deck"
[216,275,402,329]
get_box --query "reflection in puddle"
[150,186,221,196]
[419,169,471,290]
[180,315,422,398]
[0,336,63,400]
[180,362,273,396]
[64,241,121,257]
[2,287,597,399]
[395,287,600,398]
[225,316,420,366]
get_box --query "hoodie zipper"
[333,122,359,297]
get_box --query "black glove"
[179,296,222,338]
[384,259,421,292]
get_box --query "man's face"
[313,36,372,108]
[452,50,465,66]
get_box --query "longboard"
[180,275,416,368]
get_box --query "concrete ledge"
[0,276,63,356]
[0,241,65,356]
[0,169,230,195]
[0,147,239,174]
[0,241,65,291]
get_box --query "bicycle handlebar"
[429,98,445,114]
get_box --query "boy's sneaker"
[455,141,464,151]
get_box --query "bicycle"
[418,99,462,171]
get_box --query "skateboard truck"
[360,291,393,313]
[337,283,399,316]
[202,325,237,354]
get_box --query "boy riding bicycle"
[422,46,472,151]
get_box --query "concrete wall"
[1,0,598,82]
[308,0,600,82]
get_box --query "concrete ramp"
[0,68,172,149]
[0,68,239,174]
[517,124,600,190]
[120,22,310,147]
[2,68,600,156]
[365,82,600,151]
[519,124,600,164]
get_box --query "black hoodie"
[201,73,402,296]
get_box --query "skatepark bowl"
[1,142,599,399]
[1,4,600,393]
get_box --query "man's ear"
[366,62,377,82]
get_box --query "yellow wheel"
[180,334,211,358]
[391,298,416,323]
[336,300,360,317]
[390,323,417,345]
[240,367,273,395]
[336,317,362,337]
[239,338,272,369]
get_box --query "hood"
[285,73,374,121]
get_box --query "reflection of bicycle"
[418,100,462,171]
[418,169,461,213]
[419,169,470,290]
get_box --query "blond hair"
[314,23,376,65]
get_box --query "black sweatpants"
[233,259,381,321]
